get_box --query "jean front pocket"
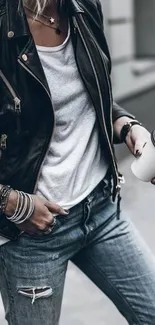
[22,214,68,241]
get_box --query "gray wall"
[135,0,155,57]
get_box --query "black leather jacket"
[0,0,134,239]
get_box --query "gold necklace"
[24,5,62,34]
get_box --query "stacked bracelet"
[14,192,35,225]
[0,186,35,225]
[6,191,35,225]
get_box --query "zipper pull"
[14,97,21,134]
[14,97,21,115]
[117,190,121,220]
[115,174,125,219]
[0,134,8,150]
[118,175,125,184]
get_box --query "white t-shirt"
[36,26,108,208]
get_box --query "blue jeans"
[1,180,155,325]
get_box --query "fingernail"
[135,150,142,157]
[64,209,70,214]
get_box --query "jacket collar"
[6,0,30,38]
[68,0,84,14]
[6,0,84,39]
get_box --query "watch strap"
[120,121,142,143]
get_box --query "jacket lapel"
[6,0,30,38]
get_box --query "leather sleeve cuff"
[112,101,135,144]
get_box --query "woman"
[0,0,155,324]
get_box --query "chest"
[37,38,95,125]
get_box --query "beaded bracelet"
[0,185,12,215]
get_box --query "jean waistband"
[83,170,112,204]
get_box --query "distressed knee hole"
[18,286,53,304]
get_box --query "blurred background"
[105,0,155,159]
[1,0,155,324]
[106,0,155,101]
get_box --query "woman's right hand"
[5,190,68,235]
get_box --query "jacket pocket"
[0,130,29,181]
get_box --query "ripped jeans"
[1,180,155,325]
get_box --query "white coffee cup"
[131,130,155,182]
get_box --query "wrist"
[6,191,35,224]
[114,117,134,139]
[120,120,142,143]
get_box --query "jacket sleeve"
[96,0,135,124]
[112,101,135,124]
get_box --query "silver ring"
[43,217,56,235]
[51,217,56,228]
[43,227,52,235]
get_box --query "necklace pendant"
[49,17,55,24]
[55,27,61,35]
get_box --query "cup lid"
[151,130,155,147]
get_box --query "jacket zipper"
[0,70,21,115]
[0,133,7,162]
[79,15,119,179]
[0,134,7,150]
[0,70,21,134]
[73,16,119,190]
[80,16,125,188]
[18,59,55,193]
[76,16,114,142]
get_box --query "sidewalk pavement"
[1,155,155,325]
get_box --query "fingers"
[151,178,155,185]
[18,197,69,235]
[125,135,134,154]
[32,214,56,235]
[45,201,69,216]
[17,221,39,235]
[134,141,147,157]
[34,209,55,230]
[22,212,55,234]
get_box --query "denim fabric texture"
[0,180,155,325]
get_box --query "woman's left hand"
[126,125,155,185]
[114,116,155,183]
[125,124,150,156]
[114,117,150,156]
